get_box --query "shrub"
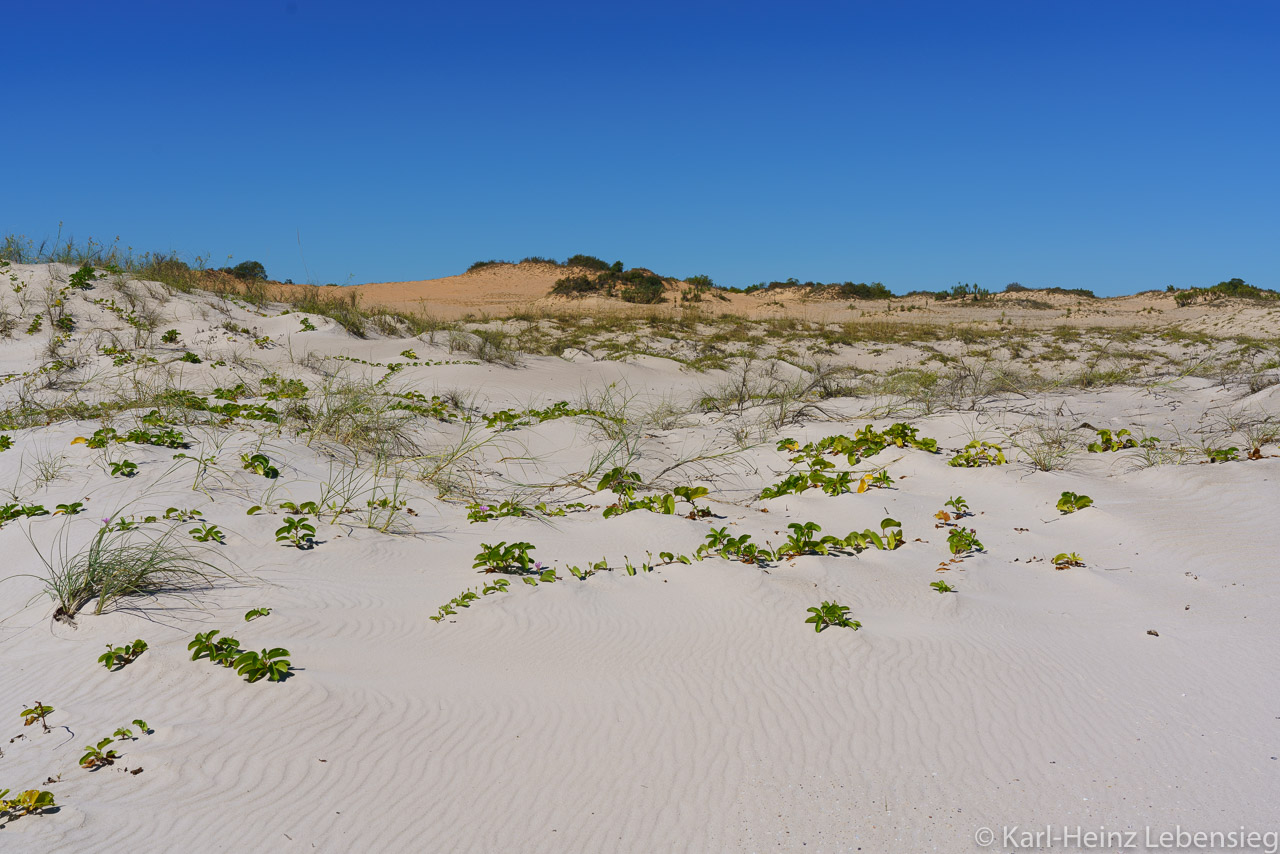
[466,259,511,272]
[564,254,611,271]
[222,260,267,281]
[550,268,668,304]
[836,281,893,300]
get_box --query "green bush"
[740,279,893,300]
[836,281,893,300]
[222,261,267,281]
[466,259,511,272]
[551,268,668,304]
[564,254,611,271]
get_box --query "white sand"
[2,263,1278,851]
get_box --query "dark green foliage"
[1174,278,1277,306]
[837,281,893,299]
[1041,286,1096,298]
[466,259,512,272]
[564,254,611,271]
[67,263,99,290]
[222,261,267,281]
[741,278,894,299]
[551,267,668,304]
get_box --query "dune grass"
[26,521,230,622]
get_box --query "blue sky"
[4,1,1277,294]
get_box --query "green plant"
[697,527,775,565]
[431,578,511,622]
[20,702,53,732]
[244,607,272,621]
[131,718,150,733]
[192,630,293,683]
[164,507,201,522]
[67,262,99,290]
[781,521,825,557]
[1204,446,1239,463]
[0,788,56,820]
[762,427,937,499]
[275,516,316,549]
[109,459,138,477]
[944,496,969,516]
[98,639,148,670]
[1056,491,1093,514]
[946,527,983,555]
[160,329,180,344]
[77,427,117,449]
[231,648,292,683]
[473,541,536,574]
[930,580,956,594]
[189,523,224,543]
[54,502,84,516]
[804,601,862,633]
[0,503,49,526]
[299,317,317,332]
[1052,552,1084,569]
[188,629,242,666]
[0,435,12,452]
[1087,428,1137,452]
[241,452,280,478]
[948,440,1006,467]
[79,737,120,769]
[178,351,202,364]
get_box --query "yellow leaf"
[856,476,869,494]
[71,437,87,445]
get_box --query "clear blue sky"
[4,1,1277,294]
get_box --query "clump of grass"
[300,377,422,458]
[448,329,520,366]
[1004,418,1081,471]
[25,521,230,623]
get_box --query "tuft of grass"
[23,521,230,622]
[1004,419,1082,471]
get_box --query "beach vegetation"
[274,516,316,549]
[804,601,861,633]
[20,702,53,732]
[946,527,983,555]
[98,639,148,670]
[1056,491,1093,514]
[0,788,57,820]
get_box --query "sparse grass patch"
[23,521,229,623]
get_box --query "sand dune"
[1,263,1278,851]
